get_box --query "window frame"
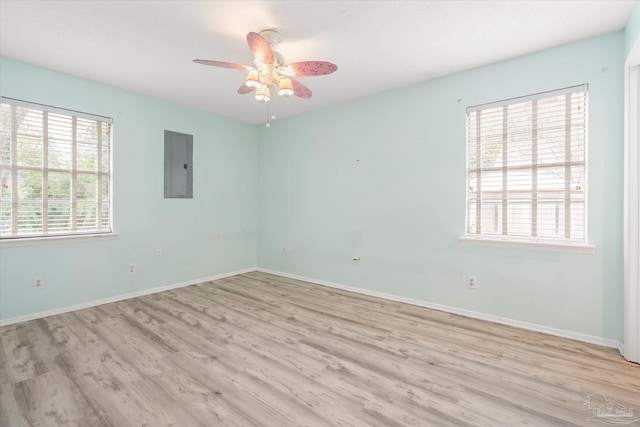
[461,85,594,253]
[0,97,114,243]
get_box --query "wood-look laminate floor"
[1,272,639,427]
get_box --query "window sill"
[459,236,595,254]
[0,232,119,248]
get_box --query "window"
[0,98,112,239]
[465,85,588,245]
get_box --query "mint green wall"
[257,32,625,340]
[0,58,258,321]
[0,31,629,341]
[626,1,640,56]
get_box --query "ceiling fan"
[193,30,338,125]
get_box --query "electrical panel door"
[164,130,193,198]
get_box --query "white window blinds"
[465,85,588,244]
[0,98,113,239]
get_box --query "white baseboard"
[256,267,622,350]
[2,266,622,351]
[0,267,257,327]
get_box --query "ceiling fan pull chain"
[265,99,271,128]
[271,92,276,121]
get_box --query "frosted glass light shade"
[255,85,271,102]
[245,70,262,89]
[277,78,294,97]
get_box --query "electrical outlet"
[33,278,43,290]
[128,263,136,275]
[468,276,477,289]
[156,248,163,258]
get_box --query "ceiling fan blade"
[237,83,256,95]
[247,32,274,64]
[287,61,338,76]
[291,80,312,99]
[193,59,249,70]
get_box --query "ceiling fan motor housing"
[259,29,281,47]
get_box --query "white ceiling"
[0,1,634,125]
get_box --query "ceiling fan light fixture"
[255,85,271,102]
[194,30,338,124]
[245,70,262,89]
[277,78,294,97]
